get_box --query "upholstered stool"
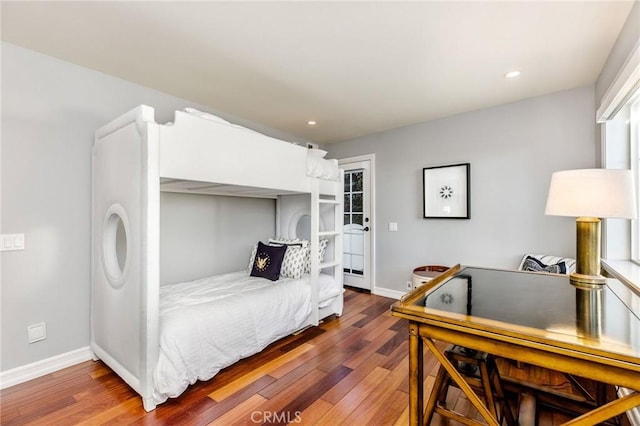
[427,345,517,426]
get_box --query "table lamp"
[545,169,637,287]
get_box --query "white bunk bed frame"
[91,105,343,411]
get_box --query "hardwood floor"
[0,289,627,425]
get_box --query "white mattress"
[153,271,340,404]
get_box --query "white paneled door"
[340,156,373,290]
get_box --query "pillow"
[304,239,329,273]
[521,255,567,274]
[265,237,328,273]
[267,238,306,279]
[250,242,287,281]
[247,243,259,273]
[268,237,307,248]
[247,239,307,274]
[184,107,231,125]
[517,254,576,274]
[279,244,306,279]
[307,148,328,158]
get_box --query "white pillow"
[184,107,231,125]
[268,237,308,248]
[265,237,328,273]
[247,243,259,273]
[304,239,329,273]
[279,245,306,279]
[307,148,328,158]
[267,238,307,279]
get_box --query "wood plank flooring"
[0,289,627,425]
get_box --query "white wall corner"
[0,346,93,389]
[596,39,640,122]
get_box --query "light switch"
[13,234,24,249]
[389,222,398,232]
[2,237,12,249]
[0,234,25,251]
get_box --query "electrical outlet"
[28,323,46,343]
[406,281,412,290]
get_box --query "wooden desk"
[391,265,640,426]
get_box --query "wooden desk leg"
[561,392,640,426]
[422,337,500,426]
[409,323,424,426]
[424,364,447,424]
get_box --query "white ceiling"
[1,1,635,143]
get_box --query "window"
[632,95,640,262]
[603,91,640,263]
[598,39,640,265]
[343,169,364,275]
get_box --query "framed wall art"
[423,163,470,219]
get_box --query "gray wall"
[326,87,596,293]
[0,43,293,371]
[160,193,274,285]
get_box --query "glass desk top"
[400,266,640,361]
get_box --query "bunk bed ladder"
[310,179,321,326]
[322,171,344,309]
[311,171,345,325]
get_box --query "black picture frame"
[423,163,470,219]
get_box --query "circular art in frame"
[439,185,453,199]
[423,163,470,219]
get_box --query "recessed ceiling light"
[505,71,521,78]
[307,120,317,126]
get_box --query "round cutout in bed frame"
[288,209,325,240]
[102,204,130,289]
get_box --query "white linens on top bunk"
[153,271,340,404]
[183,107,340,182]
[307,154,339,181]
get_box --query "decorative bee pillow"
[250,241,287,281]
[247,239,306,279]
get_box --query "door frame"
[339,154,376,293]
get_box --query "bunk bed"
[91,105,344,411]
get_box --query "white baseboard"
[0,346,93,389]
[373,286,405,300]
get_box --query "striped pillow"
[517,254,576,275]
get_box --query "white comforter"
[152,271,338,404]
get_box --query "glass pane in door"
[343,169,365,276]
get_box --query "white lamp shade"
[545,169,637,219]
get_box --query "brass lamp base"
[575,284,603,339]
[572,217,606,287]
[569,272,606,288]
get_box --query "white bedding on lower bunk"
[153,271,341,404]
